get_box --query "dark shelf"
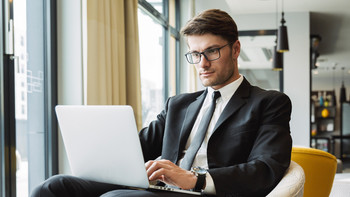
[311,90,337,154]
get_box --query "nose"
[197,54,210,68]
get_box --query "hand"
[145,159,197,190]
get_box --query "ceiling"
[198,0,350,82]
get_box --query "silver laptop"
[56,105,200,195]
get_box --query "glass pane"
[146,0,163,14]
[14,0,46,196]
[239,69,280,91]
[138,8,165,127]
[239,34,280,91]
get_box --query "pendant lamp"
[273,45,283,71]
[340,81,347,103]
[332,66,337,107]
[272,0,283,71]
[340,67,347,103]
[277,0,289,52]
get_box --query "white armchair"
[267,161,305,197]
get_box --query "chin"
[200,80,211,87]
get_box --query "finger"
[148,163,179,181]
[157,159,175,165]
[147,161,177,181]
[148,168,165,181]
[147,160,175,172]
[146,161,160,178]
[145,160,155,170]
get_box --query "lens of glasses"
[186,49,220,64]
[185,53,199,64]
[204,48,220,61]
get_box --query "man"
[31,9,292,197]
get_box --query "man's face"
[187,34,240,90]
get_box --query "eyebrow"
[189,44,222,53]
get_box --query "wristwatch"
[191,166,207,192]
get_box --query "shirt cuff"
[203,172,216,194]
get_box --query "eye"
[205,48,217,55]
[192,52,201,58]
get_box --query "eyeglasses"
[185,42,233,64]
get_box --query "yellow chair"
[291,147,337,197]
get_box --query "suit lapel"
[213,78,251,131]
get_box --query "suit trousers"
[30,175,201,197]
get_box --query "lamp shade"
[273,46,283,71]
[277,25,289,52]
[340,82,347,103]
[332,90,337,107]
[277,12,289,52]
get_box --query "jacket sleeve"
[138,98,169,162]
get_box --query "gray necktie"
[180,91,221,170]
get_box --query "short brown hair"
[181,9,238,43]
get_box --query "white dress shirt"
[178,75,244,194]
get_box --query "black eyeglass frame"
[185,42,233,64]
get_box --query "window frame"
[238,29,284,92]
[43,0,59,179]
[138,0,180,101]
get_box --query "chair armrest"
[267,161,305,197]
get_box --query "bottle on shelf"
[319,91,324,107]
[324,91,330,107]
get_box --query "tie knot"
[212,91,221,101]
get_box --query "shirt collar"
[207,74,244,103]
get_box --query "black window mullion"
[163,0,169,22]
[169,27,180,39]
[0,1,4,194]
[2,55,17,197]
[43,0,58,178]
[1,0,17,195]
[163,0,169,101]
[175,0,180,94]
[163,28,169,101]
[175,39,180,94]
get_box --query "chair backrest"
[291,146,337,197]
[267,160,305,197]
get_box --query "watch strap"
[194,172,206,192]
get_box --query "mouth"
[200,71,214,77]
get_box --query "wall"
[57,0,86,174]
[283,12,310,146]
[193,1,311,146]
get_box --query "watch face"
[193,166,207,175]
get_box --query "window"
[138,0,180,127]
[1,0,58,196]
[238,30,283,91]
[138,9,165,127]
[146,0,163,14]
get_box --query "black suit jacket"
[139,78,292,197]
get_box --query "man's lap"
[101,189,198,197]
[31,174,201,197]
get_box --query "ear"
[232,40,240,58]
